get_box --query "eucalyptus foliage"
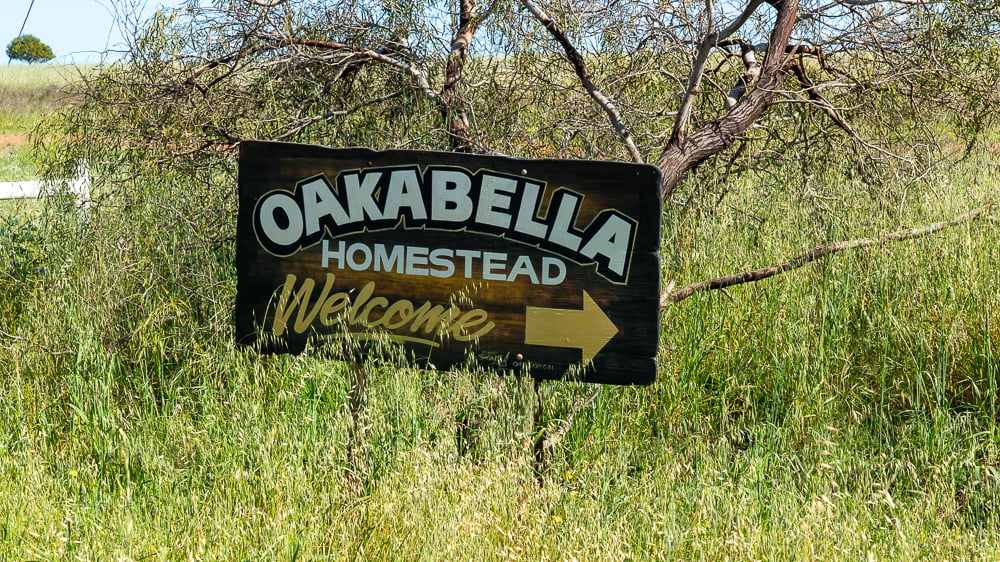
[48,0,1000,202]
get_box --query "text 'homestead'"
[235,142,662,385]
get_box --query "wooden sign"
[235,141,662,385]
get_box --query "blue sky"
[4,0,172,64]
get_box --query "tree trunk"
[440,0,479,152]
[657,0,800,199]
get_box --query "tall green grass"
[1,119,999,556]
[0,65,78,128]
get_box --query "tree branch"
[723,40,760,109]
[538,388,601,454]
[274,88,408,140]
[440,0,480,152]
[788,58,905,160]
[262,36,440,103]
[0,328,73,356]
[520,0,643,163]
[672,0,716,143]
[832,0,931,5]
[678,1,770,127]
[718,0,768,41]
[656,0,800,198]
[665,203,993,305]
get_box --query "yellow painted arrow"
[524,291,619,362]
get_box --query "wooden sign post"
[236,141,662,385]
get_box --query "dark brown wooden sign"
[235,141,661,385]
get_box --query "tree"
[6,34,54,64]
[31,0,999,446]
[46,0,999,291]
[56,1,998,191]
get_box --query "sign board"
[235,141,662,385]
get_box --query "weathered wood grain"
[236,141,662,385]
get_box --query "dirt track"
[0,134,27,147]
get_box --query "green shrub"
[0,206,48,319]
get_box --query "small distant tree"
[6,34,55,64]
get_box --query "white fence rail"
[0,165,90,209]
[0,179,47,200]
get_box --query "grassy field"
[1,65,999,559]
[0,65,81,181]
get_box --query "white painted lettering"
[579,215,634,278]
[374,243,404,273]
[321,239,345,268]
[507,254,540,284]
[542,257,567,285]
[322,241,569,286]
[476,174,517,229]
[405,245,429,276]
[342,171,383,222]
[258,193,303,248]
[455,249,481,278]
[548,191,583,252]
[514,182,549,239]
[429,170,473,222]
[429,248,455,278]
[482,252,508,281]
[254,165,640,284]
[301,177,349,235]
[347,242,372,270]
[382,169,427,221]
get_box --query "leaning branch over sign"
[664,203,994,305]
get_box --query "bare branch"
[717,0,768,43]
[834,0,932,5]
[723,40,760,109]
[788,58,904,160]
[0,328,73,356]
[520,0,643,163]
[657,0,800,197]
[672,0,716,143]
[538,388,602,453]
[243,0,290,6]
[440,0,480,152]
[262,36,440,103]
[675,0,771,134]
[275,88,408,140]
[665,203,994,304]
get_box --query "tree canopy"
[53,0,998,199]
[6,34,54,64]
